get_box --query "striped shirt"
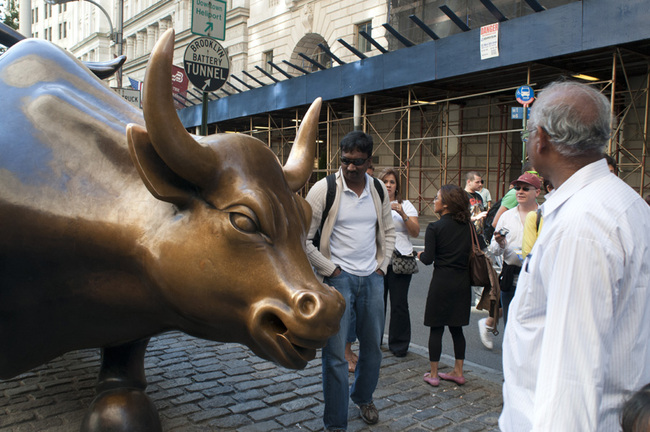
[500,158,650,431]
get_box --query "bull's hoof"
[80,388,162,432]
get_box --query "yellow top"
[522,209,543,258]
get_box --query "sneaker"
[358,402,379,425]
[478,317,493,350]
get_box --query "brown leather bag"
[469,224,501,332]
[468,224,491,286]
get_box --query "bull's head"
[125,29,344,369]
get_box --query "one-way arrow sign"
[191,0,226,40]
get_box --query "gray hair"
[528,81,612,158]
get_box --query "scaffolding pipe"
[444,100,450,185]
[486,95,492,203]
[406,93,412,200]
[642,71,649,196]
[609,52,617,155]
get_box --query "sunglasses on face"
[514,185,533,191]
[340,156,370,166]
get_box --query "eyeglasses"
[520,129,532,144]
[340,156,370,166]
[514,185,533,191]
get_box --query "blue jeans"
[322,270,385,430]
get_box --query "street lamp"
[45,0,123,87]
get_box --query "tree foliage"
[3,0,19,30]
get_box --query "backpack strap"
[535,208,542,231]
[372,177,385,202]
[312,174,336,249]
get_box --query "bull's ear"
[127,124,195,207]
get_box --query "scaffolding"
[214,54,650,216]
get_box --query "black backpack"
[312,173,385,249]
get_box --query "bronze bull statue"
[0,29,345,431]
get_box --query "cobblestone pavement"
[0,332,502,431]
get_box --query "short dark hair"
[621,383,650,432]
[439,184,471,224]
[340,131,373,157]
[466,171,481,182]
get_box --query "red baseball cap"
[511,172,541,190]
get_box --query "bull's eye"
[230,212,259,234]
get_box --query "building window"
[58,23,62,39]
[356,20,372,53]
[63,22,67,38]
[43,28,48,40]
[263,50,273,74]
[34,7,38,23]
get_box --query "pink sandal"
[423,372,440,386]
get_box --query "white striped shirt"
[500,158,650,432]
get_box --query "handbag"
[470,223,502,332]
[468,224,491,286]
[391,250,419,275]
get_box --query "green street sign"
[191,0,227,41]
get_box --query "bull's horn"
[283,98,322,192]
[143,29,214,186]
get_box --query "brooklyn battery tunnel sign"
[183,37,230,93]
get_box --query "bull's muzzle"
[248,284,344,370]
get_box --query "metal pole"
[201,92,208,136]
[116,0,123,88]
[19,0,31,37]
[353,94,362,131]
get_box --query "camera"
[497,228,509,236]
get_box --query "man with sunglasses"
[500,81,650,431]
[487,172,540,327]
[305,130,395,431]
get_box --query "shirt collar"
[541,158,610,218]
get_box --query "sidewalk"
[0,331,502,431]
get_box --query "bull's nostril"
[297,293,318,317]
[262,312,287,335]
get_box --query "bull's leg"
[80,338,162,432]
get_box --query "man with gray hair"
[500,81,650,431]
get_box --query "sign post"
[516,85,535,163]
[184,37,230,136]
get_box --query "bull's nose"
[295,291,319,319]
[294,286,345,321]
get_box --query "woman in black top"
[417,184,472,386]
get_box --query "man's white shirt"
[500,158,650,431]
